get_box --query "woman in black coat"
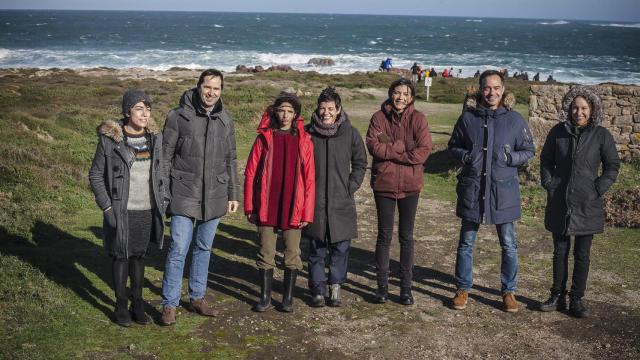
[538,86,620,318]
[89,90,167,327]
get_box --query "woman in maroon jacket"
[366,78,433,305]
[244,92,315,313]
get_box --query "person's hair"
[387,78,416,100]
[316,86,342,110]
[197,68,224,89]
[479,70,504,88]
[270,92,301,135]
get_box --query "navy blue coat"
[448,93,535,225]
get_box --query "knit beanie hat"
[122,90,152,116]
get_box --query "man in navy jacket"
[447,70,535,313]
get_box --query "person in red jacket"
[244,92,315,313]
[366,78,433,305]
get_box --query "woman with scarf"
[366,79,433,305]
[244,92,315,313]
[304,87,367,307]
[538,86,620,318]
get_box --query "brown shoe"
[452,289,468,310]
[191,297,217,317]
[503,292,519,313]
[161,306,176,326]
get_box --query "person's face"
[481,75,504,110]
[127,101,150,131]
[318,101,341,125]
[571,96,591,127]
[391,85,413,113]
[275,102,295,130]
[199,75,222,109]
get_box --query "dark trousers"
[551,233,593,298]
[374,193,419,288]
[307,238,351,296]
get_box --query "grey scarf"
[311,110,347,137]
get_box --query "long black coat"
[88,119,167,258]
[303,114,367,243]
[540,121,620,235]
[162,89,239,221]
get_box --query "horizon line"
[0,8,637,23]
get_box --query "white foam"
[591,23,640,28]
[465,19,483,22]
[213,24,224,28]
[537,20,569,25]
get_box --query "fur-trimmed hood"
[560,86,603,127]
[462,91,516,114]
[97,117,160,143]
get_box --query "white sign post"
[424,77,432,101]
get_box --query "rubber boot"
[252,268,274,312]
[280,268,297,313]
[112,258,131,327]
[129,257,151,325]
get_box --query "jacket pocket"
[216,172,230,184]
[495,175,520,210]
[456,175,479,209]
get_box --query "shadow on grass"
[0,222,114,319]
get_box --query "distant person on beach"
[474,70,480,78]
[384,58,393,72]
[160,69,240,326]
[533,72,540,81]
[89,90,168,327]
[442,68,450,77]
[379,60,385,72]
[448,70,535,313]
[410,62,420,83]
[547,74,555,82]
[430,67,437,77]
[538,87,619,318]
[304,87,367,308]
[244,92,315,313]
[366,78,433,305]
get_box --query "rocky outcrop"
[307,58,335,66]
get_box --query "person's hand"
[299,221,309,228]
[377,133,391,143]
[103,207,117,228]
[228,200,239,213]
[246,213,257,224]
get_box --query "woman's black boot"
[112,258,132,327]
[539,290,567,312]
[129,257,151,325]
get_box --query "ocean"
[1,10,639,84]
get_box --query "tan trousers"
[256,226,302,270]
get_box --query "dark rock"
[307,57,335,66]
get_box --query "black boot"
[112,258,131,327]
[280,268,297,313]
[400,286,414,305]
[374,280,388,304]
[129,257,151,325]
[539,290,567,312]
[569,296,588,318]
[252,268,274,312]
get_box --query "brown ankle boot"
[161,306,176,326]
[191,297,217,317]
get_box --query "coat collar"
[97,118,160,143]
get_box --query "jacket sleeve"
[348,127,368,196]
[88,137,111,211]
[365,114,406,160]
[301,137,316,223]
[243,136,263,215]
[226,120,240,202]
[595,129,620,196]
[539,127,556,189]
[395,115,433,165]
[448,115,470,164]
[162,111,179,203]
[508,115,535,167]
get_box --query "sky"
[1,0,639,22]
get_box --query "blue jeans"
[161,215,220,307]
[455,219,518,293]
[308,238,351,296]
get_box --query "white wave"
[369,40,377,45]
[213,24,224,28]
[35,23,48,26]
[0,48,10,59]
[537,20,569,25]
[591,23,640,28]
[465,19,483,22]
